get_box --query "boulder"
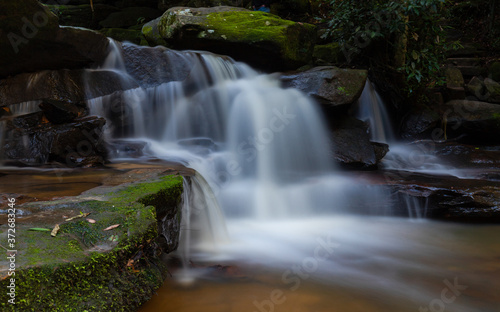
[489,61,500,82]
[330,117,388,169]
[0,69,139,107]
[445,66,465,101]
[281,66,368,109]
[158,0,246,11]
[142,6,317,71]
[1,114,108,167]
[0,0,110,78]
[400,103,441,140]
[442,100,500,144]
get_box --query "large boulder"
[99,6,163,28]
[0,0,109,78]
[442,100,500,144]
[281,66,368,109]
[0,69,139,107]
[142,6,317,71]
[46,4,120,29]
[330,117,388,169]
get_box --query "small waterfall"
[356,79,395,143]
[87,42,396,276]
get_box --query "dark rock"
[281,66,368,109]
[0,0,109,78]
[445,67,465,101]
[99,28,147,45]
[400,104,441,140]
[0,106,12,118]
[158,0,246,11]
[441,100,500,144]
[330,117,387,169]
[99,7,163,28]
[39,99,85,124]
[312,43,345,65]
[142,6,317,71]
[107,139,147,158]
[0,69,139,107]
[121,42,194,88]
[1,114,108,167]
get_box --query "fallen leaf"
[28,228,51,232]
[66,212,90,221]
[87,219,96,224]
[126,259,134,267]
[51,224,60,237]
[103,224,120,231]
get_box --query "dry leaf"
[66,212,90,221]
[103,224,120,231]
[126,259,134,267]
[87,219,96,224]
[51,224,60,237]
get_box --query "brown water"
[139,218,500,312]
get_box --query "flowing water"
[2,40,498,311]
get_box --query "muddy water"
[140,217,500,312]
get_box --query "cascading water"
[83,42,500,312]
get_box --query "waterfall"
[87,41,392,274]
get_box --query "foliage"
[320,0,461,95]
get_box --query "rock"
[312,43,345,65]
[330,117,388,169]
[466,76,487,99]
[270,0,311,19]
[99,7,163,28]
[0,0,109,78]
[281,66,367,109]
[100,28,147,45]
[442,100,500,144]
[142,6,317,71]
[46,4,120,29]
[489,61,500,82]
[483,78,500,103]
[0,106,12,118]
[107,139,147,158]
[0,69,139,107]
[38,99,85,124]
[121,42,195,88]
[1,114,108,167]
[400,104,441,140]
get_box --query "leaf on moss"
[103,224,120,231]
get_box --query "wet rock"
[281,66,368,109]
[1,114,108,167]
[442,100,500,144]
[142,6,317,71]
[0,0,109,78]
[330,117,388,169]
[400,103,441,140]
[121,42,194,88]
[99,28,147,45]
[0,69,139,107]
[107,139,147,158]
[39,99,86,124]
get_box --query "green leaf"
[29,228,51,232]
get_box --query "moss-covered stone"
[143,6,317,71]
[0,174,183,312]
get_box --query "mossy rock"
[143,6,317,71]
[0,174,184,311]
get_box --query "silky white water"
[86,42,500,312]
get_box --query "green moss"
[204,11,316,63]
[0,175,183,312]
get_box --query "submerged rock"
[142,6,317,71]
[281,66,368,108]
